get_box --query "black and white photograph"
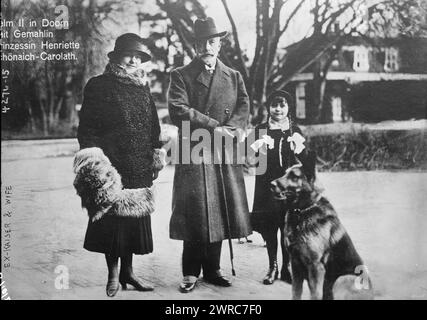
[1,0,427,306]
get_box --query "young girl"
[251,90,315,285]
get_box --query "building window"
[353,46,369,72]
[384,47,399,72]
[296,82,306,119]
[331,96,343,122]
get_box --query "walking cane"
[218,163,236,276]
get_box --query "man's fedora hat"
[107,33,151,62]
[193,17,228,41]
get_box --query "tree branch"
[221,0,248,80]
[279,0,307,37]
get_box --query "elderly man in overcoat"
[168,17,252,293]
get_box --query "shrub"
[306,129,427,171]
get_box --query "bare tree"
[79,0,425,126]
[155,0,365,121]
[156,0,207,58]
[3,0,124,135]
[305,0,426,123]
[219,0,425,123]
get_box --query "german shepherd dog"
[270,164,373,300]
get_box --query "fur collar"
[104,63,147,87]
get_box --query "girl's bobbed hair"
[266,90,297,135]
[266,90,294,115]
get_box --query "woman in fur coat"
[250,90,316,286]
[77,33,162,297]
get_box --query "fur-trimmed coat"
[77,66,163,189]
[76,65,163,255]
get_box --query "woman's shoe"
[106,279,120,297]
[119,274,154,291]
[263,263,279,285]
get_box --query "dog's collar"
[301,203,318,214]
[290,197,322,216]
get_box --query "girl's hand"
[287,132,306,154]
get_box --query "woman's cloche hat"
[107,33,151,62]
[192,17,228,41]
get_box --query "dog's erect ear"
[300,150,317,184]
[285,163,303,176]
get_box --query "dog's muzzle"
[270,181,290,200]
[270,180,300,201]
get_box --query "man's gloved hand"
[214,126,235,138]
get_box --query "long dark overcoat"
[77,72,162,255]
[168,58,252,243]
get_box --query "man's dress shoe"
[179,275,198,293]
[203,275,232,287]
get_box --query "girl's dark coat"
[251,121,309,235]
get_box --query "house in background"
[283,36,427,123]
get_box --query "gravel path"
[2,157,427,300]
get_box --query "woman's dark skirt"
[84,214,153,256]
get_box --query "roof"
[277,34,340,85]
[283,35,427,76]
